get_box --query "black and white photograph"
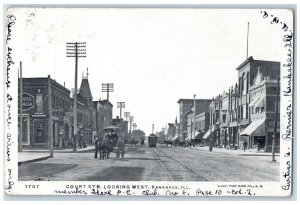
[4,6,294,197]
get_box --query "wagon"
[102,126,126,158]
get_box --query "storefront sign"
[18,93,34,110]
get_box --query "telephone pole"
[19,62,23,152]
[102,83,114,101]
[129,116,134,134]
[272,76,280,162]
[246,22,249,59]
[117,102,125,119]
[48,75,53,157]
[124,112,130,121]
[193,94,196,143]
[66,42,86,151]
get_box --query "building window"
[240,105,243,119]
[246,103,249,119]
[222,114,226,123]
[243,73,247,95]
[246,72,249,93]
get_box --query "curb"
[238,154,280,157]
[18,155,51,166]
[54,148,95,153]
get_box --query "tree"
[131,129,145,141]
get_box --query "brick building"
[18,77,72,148]
[205,56,280,151]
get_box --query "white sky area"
[8,8,293,135]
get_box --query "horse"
[95,135,110,160]
[165,140,173,147]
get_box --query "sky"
[8,8,293,135]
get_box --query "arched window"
[239,77,242,94]
[246,72,250,93]
[242,73,246,95]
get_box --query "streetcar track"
[152,148,210,181]
[152,150,174,181]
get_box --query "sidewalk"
[189,146,280,157]
[18,145,95,165]
[18,152,51,165]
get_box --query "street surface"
[19,144,279,181]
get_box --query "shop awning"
[185,133,191,141]
[240,118,265,136]
[202,127,215,139]
[249,96,260,107]
[255,97,265,108]
[166,137,173,142]
[195,130,202,139]
[172,136,179,141]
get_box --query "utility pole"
[152,124,154,134]
[66,42,86,151]
[96,100,99,137]
[129,116,134,134]
[272,76,280,162]
[48,75,53,157]
[102,83,114,101]
[19,62,23,152]
[124,112,130,121]
[117,102,125,119]
[133,123,137,131]
[193,94,196,144]
[246,22,249,59]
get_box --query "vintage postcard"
[4,7,294,197]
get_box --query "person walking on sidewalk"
[209,137,214,152]
[243,141,248,152]
[94,136,100,159]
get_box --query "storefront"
[239,118,265,150]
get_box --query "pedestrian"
[243,141,248,152]
[94,136,100,159]
[209,137,213,152]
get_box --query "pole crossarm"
[102,83,114,101]
[117,102,125,108]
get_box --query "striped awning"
[185,133,191,141]
[240,118,265,136]
[255,97,265,108]
[249,96,260,107]
[202,127,215,139]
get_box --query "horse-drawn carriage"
[95,126,126,160]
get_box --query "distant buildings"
[177,99,211,143]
